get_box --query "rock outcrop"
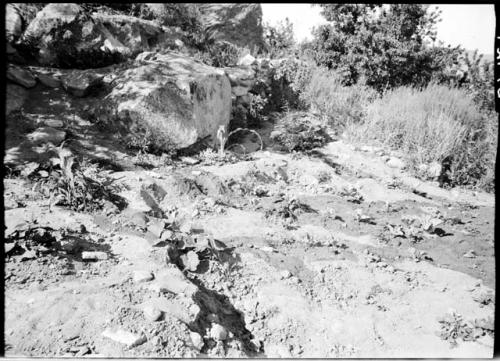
[97,51,232,150]
[20,3,180,68]
[197,4,264,50]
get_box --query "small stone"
[191,170,202,176]
[43,119,65,128]
[102,328,147,348]
[143,305,163,322]
[160,229,174,241]
[427,162,442,178]
[463,250,476,258]
[280,270,292,279]
[210,323,228,341]
[386,157,406,169]
[180,156,200,165]
[147,218,166,238]
[133,270,154,283]
[81,251,108,261]
[190,331,204,350]
[20,250,37,261]
[289,276,301,284]
[182,251,200,272]
[237,54,257,67]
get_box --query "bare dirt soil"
[4,87,495,357]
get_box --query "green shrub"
[271,111,331,152]
[269,58,315,110]
[300,67,377,131]
[193,41,243,68]
[346,84,496,190]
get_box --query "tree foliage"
[263,18,296,58]
[310,4,463,91]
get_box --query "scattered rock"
[102,328,147,348]
[280,270,292,279]
[190,331,204,350]
[26,127,66,146]
[133,270,154,283]
[427,162,442,178]
[386,157,406,169]
[160,229,174,242]
[7,64,37,88]
[142,305,163,322]
[463,250,477,259]
[153,267,198,296]
[182,251,200,272]
[61,70,104,97]
[81,251,108,261]
[237,54,257,67]
[147,218,166,238]
[210,323,228,341]
[181,156,201,165]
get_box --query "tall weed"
[346,84,496,190]
[300,68,377,131]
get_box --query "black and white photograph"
[3,2,497,358]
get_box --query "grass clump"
[345,84,496,190]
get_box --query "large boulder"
[20,3,176,68]
[97,52,232,150]
[197,4,264,50]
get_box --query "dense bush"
[345,84,496,190]
[309,4,458,91]
[271,111,331,152]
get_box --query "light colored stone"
[154,267,198,296]
[386,157,406,169]
[61,70,104,97]
[26,127,66,146]
[210,323,228,341]
[143,305,163,321]
[133,270,154,283]
[237,54,257,67]
[81,251,108,261]
[102,328,147,348]
[190,331,204,350]
[427,162,442,178]
[42,119,64,128]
